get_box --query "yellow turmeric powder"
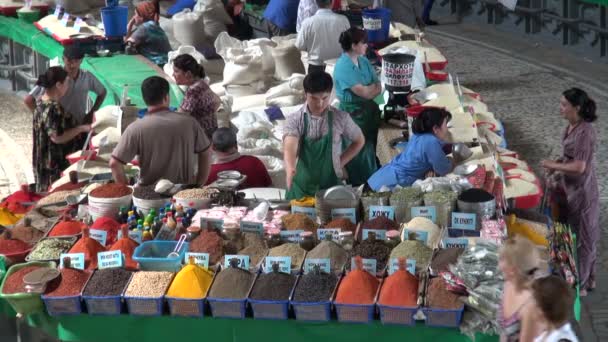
[166,257,214,298]
[506,214,549,247]
[0,207,20,226]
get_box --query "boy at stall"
[531,275,579,342]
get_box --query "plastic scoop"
[167,234,187,258]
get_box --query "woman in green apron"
[284,72,365,200]
[333,28,383,186]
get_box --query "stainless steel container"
[457,190,496,230]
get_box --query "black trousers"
[307,64,326,74]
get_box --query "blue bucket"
[101,6,128,37]
[362,8,391,43]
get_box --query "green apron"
[286,111,340,200]
[340,100,381,186]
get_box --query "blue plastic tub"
[207,297,248,319]
[82,295,123,315]
[124,295,165,316]
[167,297,206,317]
[378,304,419,326]
[101,6,128,37]
[362,8,391,43]
[422,306,465,327]
[133,241,189,272]
[42,295,84,316]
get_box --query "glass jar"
[386,230,401,249]
[299,231,315,251]
[338,231,354,251]
[186,226,201,242]
[265,228,282,248]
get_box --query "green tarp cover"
[0,299,497,342]
[0,16,183,108]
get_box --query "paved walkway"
[0,21,606,342]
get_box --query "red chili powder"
[68,228,106,270]
[90,217,121,246]
[2,266,42,294]
[0,239,31,255]
[378,259,418,307]
[189,228,224,264]
[90,184,132,198]
[335,257,379,305]
[49,220,86,237]
[44,268,91,297]
[109,225,140,270]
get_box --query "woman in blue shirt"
[368,108,454,190]
[125,2,172,66]
[333,28,383,186]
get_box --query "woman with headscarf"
[125,1,171,66]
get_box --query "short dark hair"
[339,27,367,51]
[563,87,597,122]
[412,107,452,135]
[36,66,68,88]
[141,76,169,106]
[303,71,333,94]
[174,54,206,79]
[315,0,331,7]
[212,127,238,152]
[532,275,573,326]
[63,45,84,60]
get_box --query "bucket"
[88,193,132,221]
[132,196,171,217]
[17,9,40,24]
[362,8,391,43]
[101,6,128,37]
[382,53,416,92]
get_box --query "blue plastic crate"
[42,295,83,316]
[166,297,206,317]
[335,303,375,323]
[124,296,165,316]
[291,301,332,322]
[422,306,464,328]
[82,295,123,315]
[248,299,289,320]
[133,241,189,272]
[207,297,247,319]
[378,304,419,326]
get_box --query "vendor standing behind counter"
[110,76,212,186]
[283,72,365,200]
[333,28,382,186]
[367,108,454,190]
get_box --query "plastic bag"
[195,0,233,42]
[173,9,206,47]
[412,175,472,193]
[214,32,276,75]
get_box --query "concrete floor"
[0,19,607,342]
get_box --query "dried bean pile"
[125,272,173,298]
[36,190,80,206]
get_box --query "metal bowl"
[217,170,242,180]
[215,179,240,188]
[453,143,473,163]
[97,49,111,57]
[453,164,479,176]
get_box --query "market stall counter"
[0,300,497,342]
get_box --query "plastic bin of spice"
[248,265,297,320]
[290,269,340,322]
[166,265,217,318]
[132,241,189,272]
[82,268,133,315]
[42,269,93,316]
[422,278,465,328]
[124,271,174,316]
[25,236,78,262]
[207,265,256,319]
[0,261,57,315]
[334,274,381,324]
[377,262,420,326]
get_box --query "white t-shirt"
[533,323,578,342]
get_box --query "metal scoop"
[167,234,187,258]
[23,267,60,293]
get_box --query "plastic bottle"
[143,226,153,241]
[166,212,177,231]
[175,217,187,239]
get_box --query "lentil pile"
[133,184,170,200]
[282,213,318,232]
[430,248,464,274]
[250,269,296,301]
[390,240,433,269]
[2,266,42,294]
[125,271,173,298]
[208,266,254,299]
[174,187,218,200]
[325,218,356,232]
[189,228,224,264]
[306,241,348,272]
[167,259,214,298]
[268,243,306,269]
[44,268,91,297]
[36,190,80,206]
[349,236,391,271]
[427,278,462,309]
[83,269,133,297]
[28,238,73,260]
[378,259,418,307]
[49,219,86,237]
[335,257,379,305]
[292,269,338,302]
[89,183,132,198]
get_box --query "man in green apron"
[333,27,383,186]
[283,72,365,200]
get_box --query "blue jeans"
[422,0,435,21]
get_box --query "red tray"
[0,5,48,17]
[34,21,99,46]
[425,70,448,82]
